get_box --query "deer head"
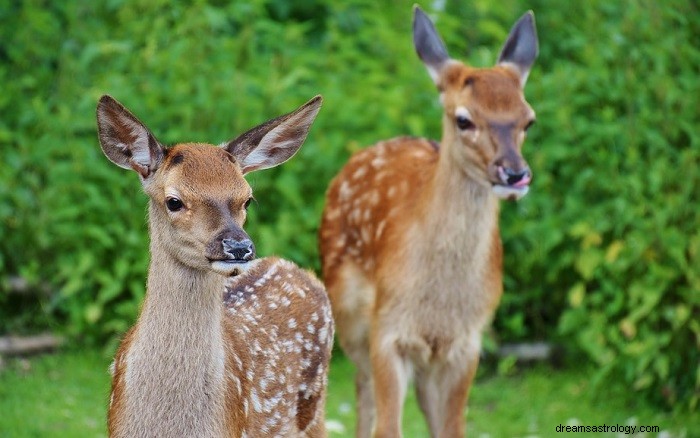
[96,95,322,275]
[413,6,538,199]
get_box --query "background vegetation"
[1,0,698,412]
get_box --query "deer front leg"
[346,343,376,438]
[414,369,441,437]
[355,364,375,438]
[415,355,480,438]
[370,334,410,438]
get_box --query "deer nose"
[222,238,255,262]
[498,166,532,187]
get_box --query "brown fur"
[319,8,537,438]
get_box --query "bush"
[495,0,700,410]
[0,0,697,410]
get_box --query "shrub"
[495,0,700,410]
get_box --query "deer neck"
[140,221,225,337]
[424,136,499,227]
[416,136,500,265]
[122,215,229,436]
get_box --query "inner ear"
[224,96,322,174]
[96,95,164,179]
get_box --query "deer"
[96,94,334,437]
[319,5,538,438]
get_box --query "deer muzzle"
[207,228,256,276]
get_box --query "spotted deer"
[319,6,538,437]
[97,94,334,437]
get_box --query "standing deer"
[319,6,538,437]
[97,94,334,437]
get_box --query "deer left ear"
[497,11,538,86]
[224,96,323,174]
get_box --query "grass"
[0,349,696,437]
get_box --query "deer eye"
[166,197,184,212]
[456,115,476,131]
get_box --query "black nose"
[503,167,532,186]
[222,238,255,262]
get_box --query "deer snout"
[207,229,257,276]
[223,238,256,262]
[491,157,532,200]
[497,166,532,188]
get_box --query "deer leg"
[435,355,480,438]
[370,338,410,438]
[301,412,327,438]
[414,369,441,437]
[355,363,375,438]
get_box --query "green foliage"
[495,0,700,410]
[0,0,697,410]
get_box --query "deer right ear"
[413,5,450,85]
[224,96,323,174]
[497,11,538,85]
[96,95,164,179]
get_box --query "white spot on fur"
[353,166,368,179]
[360,226,372,243]
[250,388,263,413]
[325,208,341,221]
[371,156,386,169]
[375,220,386,240]
[319,325,329,344]
[339,180,353,201]
[375,170,389,181]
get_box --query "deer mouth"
[492,183,529,200]
[210,259,253,277]
[491,166,531,200]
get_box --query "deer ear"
[413,5,450,85]
[224,96,323,174]
[96,95,164,179]
[497,11,538,85]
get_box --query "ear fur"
[413,5,450,84]
[224,96,323,174]
[497,11,539,85]
[96,95,164,179]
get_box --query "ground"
[0,350,695,437]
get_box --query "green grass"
[0,351,110,438]
[0,350,695,437]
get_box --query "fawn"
[319,6,538,437]
[97,94,334,437]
